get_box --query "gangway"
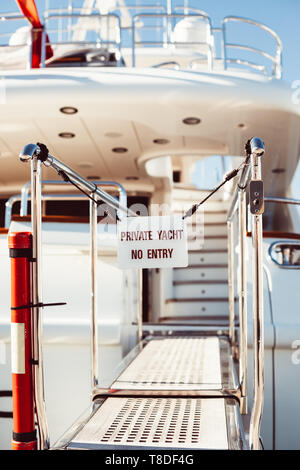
[10,137,265,451]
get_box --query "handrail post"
[30,154,50,449]
[227,219,235,347]
[138,269,143,343]
[238,188,248,414]
[18,143,135,448]
[90,197,99,392]
[20,182,31,217]
[227,149,251,416]
[248,138,265,450]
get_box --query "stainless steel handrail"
[227,158,250,415]
[222,16,282,78]
[43,154,136,217]
[225,58,267,76]
[5,189,125,229]
[248,141,265,450]
[29,156,50,449]
[5,195,23,229]
[90,197,98,390]
[6,193,89,228]
[19,179,127,220]
[0,12,32,69]
[227,218,236,347]
[0,6,283,78]
[18,142,138,448]
[131,12,213,69]
[43,12,122,67]
[238,187,248,415]
[226,138,265,445]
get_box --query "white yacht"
[0,0,299,451]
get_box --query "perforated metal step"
[111,336,235,391]
[67,397,243,450]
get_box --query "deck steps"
[174,265,228,281]
[191,222,227,237]
[174,280,228,298]
[188,235,227,250]
[188,249,228,264]
[187,211,227,223]
[164,297,234,319]
[161,185,231,324]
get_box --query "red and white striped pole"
[9,231,37,450]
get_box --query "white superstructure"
[0,1,299,451]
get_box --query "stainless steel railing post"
[30,155,50,450]
[90,197,99,392]
[226,149,251,416]
[227,219,235,347]
[19,142,137,448]
[138,269,143,343]
[248,138,265,450]
[238,188,248,414]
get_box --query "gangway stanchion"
[90,197,99,391]
[14,138,265,450]
[227,145,251,415]
[248,137,265,450]
[16,142,136,449]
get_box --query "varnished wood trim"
[247,230,300,240]
[165,297,236,303]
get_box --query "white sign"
[117,215,188,269]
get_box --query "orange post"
[9,232,37,450]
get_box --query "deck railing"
[0,5,282,78]
[227,137,265,450]
[17,143,139,449]
[5,179,127,228]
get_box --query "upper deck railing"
[0,2,282,78]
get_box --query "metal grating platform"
[69,397,229,450]
[55,335,246,451]
[112,337,222,390]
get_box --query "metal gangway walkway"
[10,138,265,451]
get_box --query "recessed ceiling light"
[153,138,170,144]
[58,132,75,138]
[183,117,201,125]
[78,162,93,169]
[112,147,128,153]
[60,107,78,115]
[272,168,285,174]
[126,176,139,180]
[105,132,123,138]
